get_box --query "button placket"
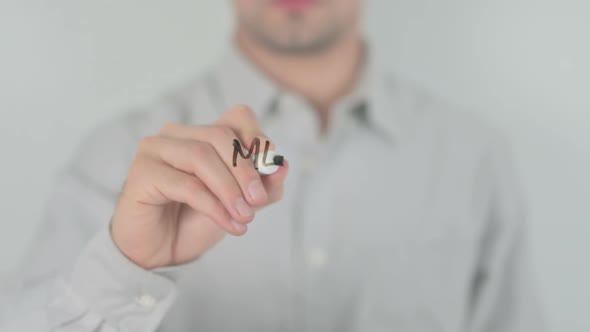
[275,92,331,331]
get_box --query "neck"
[235,29,365,131]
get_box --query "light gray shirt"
[0,43,544,331]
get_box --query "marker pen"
[253,150,284,175]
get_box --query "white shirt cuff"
[49,226,178,330]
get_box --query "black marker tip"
[273,155,284,166]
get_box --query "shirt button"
[306,248,328,268]
[135,294,157,308]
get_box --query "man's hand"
[111,105,289,269]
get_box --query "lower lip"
[274,0,316,11]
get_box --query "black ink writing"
[232,138,275,169]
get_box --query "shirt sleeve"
[0,170,178,331]
[465,136,546,332]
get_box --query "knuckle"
[189,141,215,160]
[159,122,181,135]
[183,177,203,195]
[234,104,256,118]
[128,157,152,179]
[210,125,235,139]
[222,126,237,139]
[137,136,159,153]
[131,155,150,168]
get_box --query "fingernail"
[248,179,268,202]
[235,197,254,217]
[232,220,247,233]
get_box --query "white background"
[1,1,588,330]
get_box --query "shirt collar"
[362,48,402,142]
[210,40,401,141]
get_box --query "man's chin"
[251,24,344,55]
[258,35,337,55]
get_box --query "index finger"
[215,105,275,150]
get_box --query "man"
[0,0,543,331]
